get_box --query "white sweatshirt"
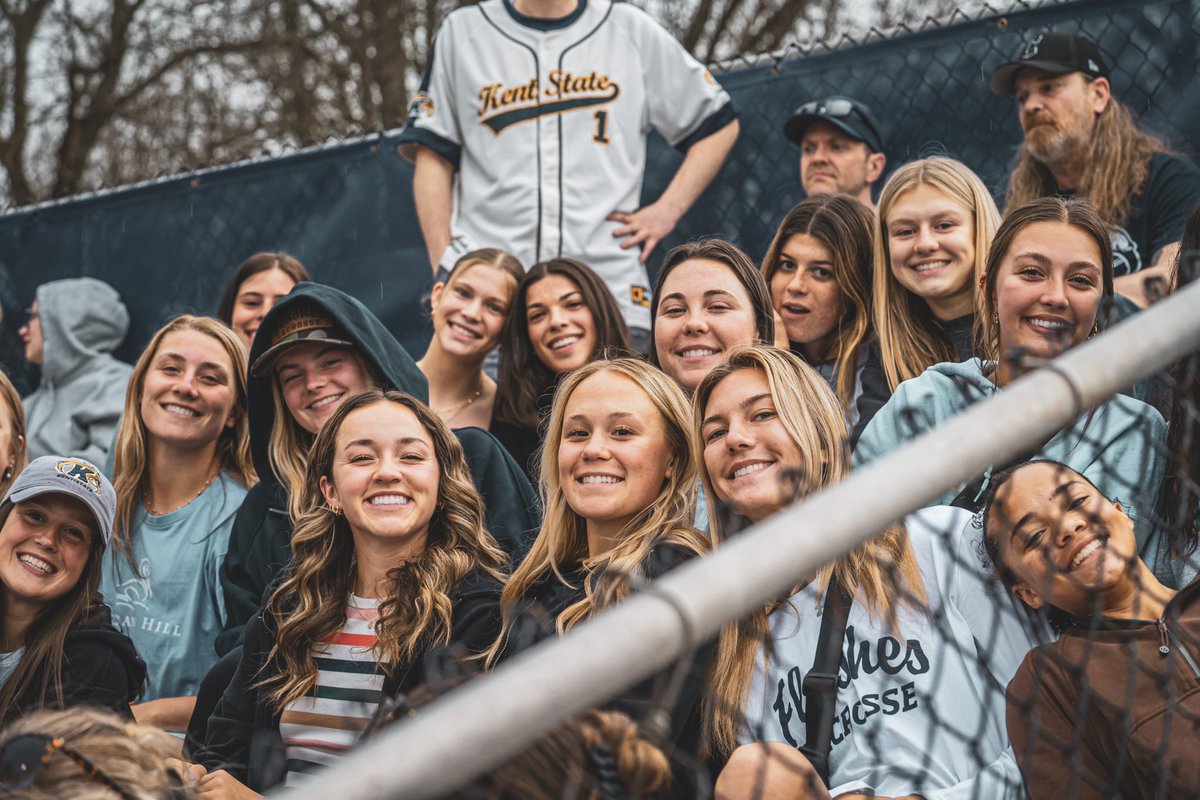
[741,506,1048,799]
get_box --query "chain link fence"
[2,0,1196,394]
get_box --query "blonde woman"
[0,371,27,496]
[100,316,255,733]
[487,357,711,781]
[191,390,506,795]
[694,345,1038,799]
[217,282,536,658]
[873,156,1001,391]
[417,248,523,429]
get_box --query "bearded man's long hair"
[1004,93,1171,229]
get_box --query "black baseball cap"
[989,31,1109,95]
[783,96,885,154]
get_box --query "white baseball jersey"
[399,0,735,329]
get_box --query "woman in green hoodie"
[215,282,538,657]
[855,197,1168,578]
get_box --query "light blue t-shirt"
[100,471,247,701]
[0,648,25,689]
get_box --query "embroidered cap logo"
[54,459,104,495]
[1021,34,1044,61]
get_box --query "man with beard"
[990,31,1200,306]
[784,95,887,209]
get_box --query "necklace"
[436,378,485,423]
[143,466,219,516]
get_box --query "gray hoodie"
[22,278,132,464]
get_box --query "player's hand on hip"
[608,200,683,264]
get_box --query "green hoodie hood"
[247,281,429,478]
[246,281,538,555]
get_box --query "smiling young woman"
[872,157,1001,391]
[694,345,1039,800]
[981,459,1197,799]
[101,316,255,732]
[191,390,506,795]
[417,248,523,430]
[0,457,145,725]
[650,239,775,396]
[492,258,632,482]
[487,358,712,786]
[215,252,310,352]
[856,198,1168,562]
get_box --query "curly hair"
[261,389,506,711]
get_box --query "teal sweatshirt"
[854,359,1170,581]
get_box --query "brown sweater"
[1007,578,1200,799]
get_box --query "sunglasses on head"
[0,734,135,800]
[798,98,883,144]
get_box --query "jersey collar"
[502,0,588,31]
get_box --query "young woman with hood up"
[215,282,539,660]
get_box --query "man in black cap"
[784,95,887,209]
[991,30,1200,306]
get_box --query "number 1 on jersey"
[593,110,610,144]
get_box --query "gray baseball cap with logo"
[1,456,117,546]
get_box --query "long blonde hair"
[0,370,27,496]
[263,390,507,711]
[693,345,926,757]
[488,358,708,663]
[1004,94,1170,231]
[873,157,1001,390]
[0,708,190,800]
[110,316,255,568]
[267,348,381,521]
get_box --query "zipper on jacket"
[1157,618,1200,678]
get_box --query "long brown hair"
[0,502,110,721]
[1004,94,1171,231]
[110,316,256,569]
[494,259,632,430]
[650,238,776,372]
[693,345,925,758]
[0,370,27,497]
[873,157,1001,390]
[263,390,506,711]
[978,196,1114,364]
[216,252,310,325]
[487,358,708,665]
[761,195,875,413]
[1160,200,1200,555]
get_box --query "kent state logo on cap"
[55,459,104,495]
[2,455,117,546]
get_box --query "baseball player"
[398,0,740,338]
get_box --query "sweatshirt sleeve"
[1006,650,1112,800]
[217,487,277,656]
[852,375,935,468]
[59,640,141,719]
[194,612,273,786]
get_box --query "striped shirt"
[279,595,385,786]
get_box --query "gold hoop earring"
[326,504,342,517]
[1089,322,1100,339]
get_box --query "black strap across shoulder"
[800,576,851,787]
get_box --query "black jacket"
[196,572,502,793]
[492,543,716,794]
[3,603,146,724]
[217,282,540,654]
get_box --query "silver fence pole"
[280,279,1200,800]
